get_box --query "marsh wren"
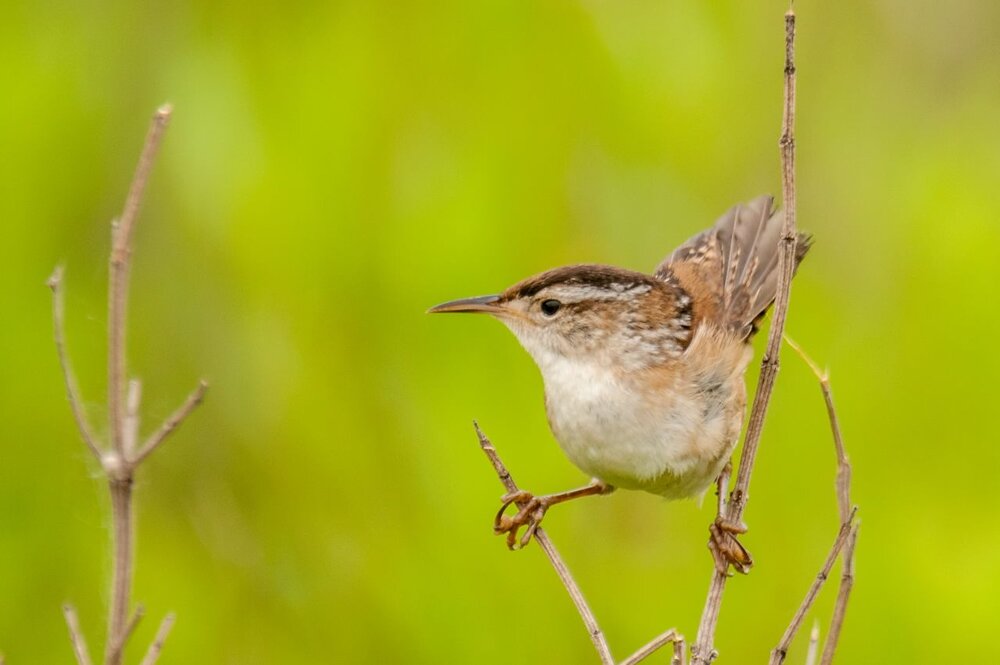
[430,196,810,572]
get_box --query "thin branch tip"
[138,613,176,665]
[131,380,208,465]
[48,265,65,289]
[62,603,94,665]
[50,263,103,460]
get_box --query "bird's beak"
[427,294,503,314]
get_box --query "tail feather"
[655,195,811,339]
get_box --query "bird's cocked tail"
[656,196,811,340]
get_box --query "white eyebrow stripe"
[545,283,652,302]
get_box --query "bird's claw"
[494,490,550,550]
[708,516,753,575]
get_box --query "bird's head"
[429,264,693,372]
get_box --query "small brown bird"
[430,196,810,571]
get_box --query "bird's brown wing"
[654,196,811,339]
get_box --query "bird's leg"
[494,480,614,550]
[708,462,753,574]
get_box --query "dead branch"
[784,338,859,665]
[692,9,800,663]
[474,423,682,665]
[673,635,686,665]
[132,380,209,466]
[50,104,205,665]
[768,508,856,665]
[804,623,820,665]
[138,614,175,665]
[107,105,171,457]
[106,605,145,665]
[474,422,615,664]
[620,629,681,665]
[820,526,857,665]
[63,604,94,665]
[47,267,102,461]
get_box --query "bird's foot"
[708,516,753,575]
[494,490,551,550]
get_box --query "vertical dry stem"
[107,106,172,456]
[819,526,856,665]
[692,10,799,663]
[106,478,134,662]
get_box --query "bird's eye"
[540,299,562,316]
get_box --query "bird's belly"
[544,367,741,499]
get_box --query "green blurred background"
[2,1,998,663]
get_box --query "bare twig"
[108,104,172,457]
[63,604,94,665]
[692,10,799,663]
[138,614,176,665]
[804,622,820,665]
[473,422,615,664]
[768,507,857,665]
[124,379,142,458]
[820,526,857,665]
[106,476,134,665]
[132,380,209,466]
[102,104,173,664]
[106,605,145,665]
[673,635,686,665]
[52,104,198,665]
[784,337,859,665]
[620,629,682,665]
[474,423,682,665]
[47,267,102,461]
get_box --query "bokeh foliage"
[1,1,998,663]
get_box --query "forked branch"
[50,104,206,665]
[768,507,856,665]
[785,338,859,665]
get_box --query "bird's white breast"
[533,347,738,499]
